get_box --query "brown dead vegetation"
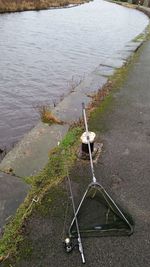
[0,0,89,12]
[38,105,64,124]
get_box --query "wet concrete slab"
[73,73,108,95]
[0,123,69,177]
[100,57,126,68]
[0,172,29,233]
[118,50,133,60]
[53,92,91,122]
[95,65,115,77]
[126,41,143,52]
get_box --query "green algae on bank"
[133,24,150,43]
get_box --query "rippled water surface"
[0,0,148,148]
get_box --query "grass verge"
[0,126,83,262]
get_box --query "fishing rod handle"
[78,238,85,264]
[81,253,85,264]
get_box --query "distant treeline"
[0,0,89,12]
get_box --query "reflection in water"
[0,0,148,148]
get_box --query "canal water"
[0,0,148,150]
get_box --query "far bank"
[0,0,90,13]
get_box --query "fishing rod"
[58,127,85,263]
[64,168,85,264]
[82,102,96,183]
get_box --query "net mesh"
[69,184,133,238]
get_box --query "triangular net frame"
[69,182,134,238]
[68,103,134,239]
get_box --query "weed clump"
[38,105,63,125]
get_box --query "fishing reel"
[64,237,77,253]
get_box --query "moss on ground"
[89,57,134,133]
[133,25,150,43]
